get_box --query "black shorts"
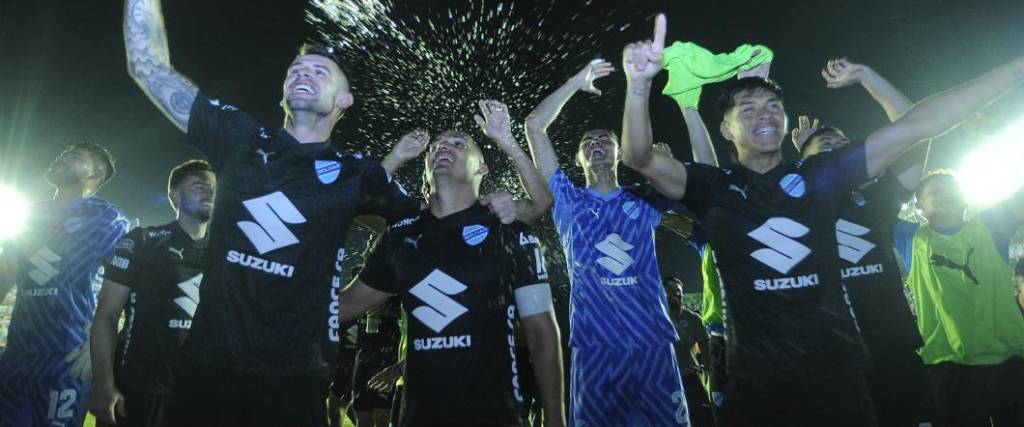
[864,343,937,426]
[165,358,329,427]
[927,357,1024,427]
[722,374,878,427]
[115,392,171,427]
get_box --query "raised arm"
[124,0,199,132]
[477,100,553,224]
[680,108,719,166]
[822,59,929,188]
[381,130,430,175]
[863,57,1024,178]
[621,14,690,200]
[524,60,615,180]
[88,280,132,425]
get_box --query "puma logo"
[930,248,979,285]
[404,235,422,250]
[728,184,748,200]
[256,149,275,165]
[168,247,184,259]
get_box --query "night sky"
[1,0,1023,292]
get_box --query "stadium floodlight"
[957,119,1024,207]
[0,185,29,240]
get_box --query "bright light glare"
[957,120,1024,207]
[0,185,29,240]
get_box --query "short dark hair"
[578,129,620,148]
[68,142,116,187]
[799,125,846,156]
[717,77,785,116]
[167,159,213,194]
[297,42,350,80]
[435,130,478,148]
[915,169,958,199]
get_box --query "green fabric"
[908,218,1024,365]
[661,42,774,109]
[700,245,725,326]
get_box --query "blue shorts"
[570,344,690,427]
[0,351,91,427]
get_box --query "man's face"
[802,130,850,157]
[917,176,966,222]
[575,130,619,171]
[171,172,216,221]
[282,54,352,118]
[424,134,487,192]
[44,148,99,188]
[721,88,788,156]
[663,279,683,309]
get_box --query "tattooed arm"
[124,0,198,132]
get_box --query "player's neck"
[283,111,337,144]
[738,149,783,174]
[585,167,619,194]
[428,183,478,219]
[176,215,209,241]
[52,185,91,208]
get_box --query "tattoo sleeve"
[124,0,198,132]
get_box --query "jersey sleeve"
[681,162,720,219]
[811,142,870,195]
[509,224,554,318]
[93,205,131,261]
[357,233,399,294]
[979,201,1022,263]
[186,92,262,171]
[356,162,422,222]
[103,227,146,287]
[892,219,919,273]
[548,169,579,209]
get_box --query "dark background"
[1,0,1023,294]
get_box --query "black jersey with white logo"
[838,171,923,350]
[103,222,207,395]
[682,144,871,379]
[182,93,421,379]
[359,204,548,427]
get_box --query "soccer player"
[123,0,520,424]
[87,159,215,427]
[893,172,1024,426]
[663,277,713,427]
[788,58,937,427]
[337,101,564,427]
[622,14,1024,426]
[524,60,689,426]
[0,143,130,426]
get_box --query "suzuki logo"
[174,273,203,317]
[409,270,469,333]
[835,219,876,264]
[595,233,635,275]
[27,246,61,286]
[236,192,307,255]
[748,217,811,274]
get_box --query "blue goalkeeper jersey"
[5,197,129,354]
[549,170,678,348]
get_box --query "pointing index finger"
[652,13,667,52]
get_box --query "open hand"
[390,129,430,163]
[572,59,616,96]
[474,100,514,143]
[790,115,821,151]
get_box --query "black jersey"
[354,297,402,368]
[182,93,421,379]
[681,144,871,379]
[359,204,548,427]
[103,222,207,395]
[837,171,923,350]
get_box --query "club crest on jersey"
[622,201,640,220]
[64,217,83,233]
[314,160,343,184]
[462,225,489,246]
[779,173,806,198]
